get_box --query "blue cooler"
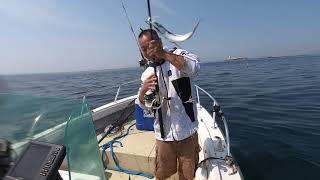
[135,104,155,131]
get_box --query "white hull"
[8,85,243,180]
[93,85,243,180]
[196,104,242,180]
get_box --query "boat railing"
[113,79,140,102]
[195,85,231,156]
[84,79,140,102]
[86,81,231,156]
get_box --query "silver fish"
[146,17,200,43]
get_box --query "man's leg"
[155,140,177,180]
[177,133,200,180]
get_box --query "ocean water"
[1,55,320,180]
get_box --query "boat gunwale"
[91,83,245,179]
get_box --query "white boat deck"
[97,120,179,179]
[98,121,156,175]
[196,105,243,180]
[97,105,243,180]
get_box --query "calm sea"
[1,55,320,180]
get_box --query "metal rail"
[194,85,231,156]
[106,82,231,156]
[83,79,140,102]
[113,79,141,102]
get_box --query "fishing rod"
[146,0,165,138]
[120,0,146,67]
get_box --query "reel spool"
[144,90,164,110]
[139,59,147,67]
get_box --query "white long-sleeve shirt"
[136,48,200,141]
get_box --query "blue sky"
[0,0,319,74]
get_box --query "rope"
[101,123,154,179]
[98,99,135,144]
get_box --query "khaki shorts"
[154,133,200,179]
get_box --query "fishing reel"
[139,59,147,68]
[144,90,164,110]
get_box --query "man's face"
[138,32,161,60]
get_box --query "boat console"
[3,141,66,180]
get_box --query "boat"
[225,56,248,61]
[0,81,244,180]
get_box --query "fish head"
[145,16,160,24]
[145,18,151,25]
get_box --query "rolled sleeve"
[176,49,200,78]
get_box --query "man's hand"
[147,39,186,70]
[139,74,157,104]
[147,40,165,60]
[141,74,157,93]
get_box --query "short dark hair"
[138,29,159,39]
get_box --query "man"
[136,29,200,180]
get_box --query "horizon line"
[1,53,319,76]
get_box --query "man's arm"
[163,52,185,70]
[148,40,200,77]
[167,49,200,78]
[148,40,186,70]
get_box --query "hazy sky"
[1,0,319,74]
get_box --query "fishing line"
[118,0,198,174]
[172,42,182,49]
[120,0,144,60]
[146,1,198,162]
[146,0,165,138]
[147,0,153,31]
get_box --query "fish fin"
[192,20,201,34]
